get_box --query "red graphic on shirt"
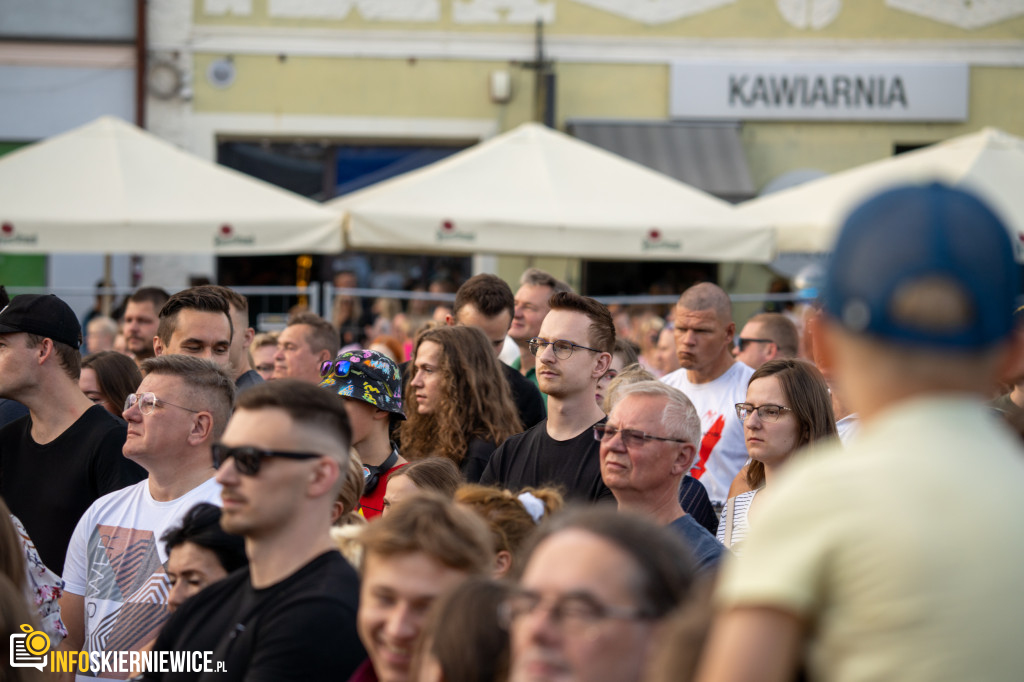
[692,414,725,480]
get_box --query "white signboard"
[671,61,968,122]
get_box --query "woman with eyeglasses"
[401,326,523,482]
[717,358,837,553]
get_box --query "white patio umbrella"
[737,127,1024,254]
[329,123,775,263]
[0,116,342,255]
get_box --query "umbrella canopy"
[737,127,1024,254]
[0,116,342,255]
[329,123,775,263]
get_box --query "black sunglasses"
[211,443,322,476]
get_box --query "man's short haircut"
[140,355,236,439]
[677,282,732,323]
[251,331,278,350]
[157,287,233,345]
[547,291,616,353]
[128,287,170,310]
[87,316,119,340]
[192,284,248,314]
[519,267,572,295]
[162,502,247,574]
[611,380,701,447]
[359,492,493,575]
[286,311,341,358]
[25,334,81,381]
[748,312,799,357]
[235,378,352,458]
[613,339,640,367]
[453,274,515,320]
[520,506,694,618]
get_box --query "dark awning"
[567,120,755,203]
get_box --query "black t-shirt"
[480,418,614,503]
[145,551,365,682]
[462,436,498,484]
[500,362,546,429]
[0,405,143,573]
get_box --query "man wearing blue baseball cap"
[699,183,1024,682]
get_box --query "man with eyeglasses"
[598,381,724,572]
[0,294,144,576]
[662,282,754,508]
[60,355,234,675]
[699,184,1024,681]
[446,273,546,429]
[506,506,694,682]
[481,292,616,502]
[142,379,366,681]
[733,312,799,370]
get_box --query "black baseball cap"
[0,294,82,348]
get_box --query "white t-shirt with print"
[662,361,753,504]
[63,476,222,680]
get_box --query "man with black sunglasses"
[481,292,616,502]
[598,380,724,572]
[61,355,234,674]
[733,312,799,371]
[143,379,365,681]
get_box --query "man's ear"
[308,456,341,498]
[674,443,698,477]
[153,336,165,356]
[34,337,54,366]
[444,314,456,327]
[187,411,214,446]
[591,352,612,379]
[243,326,256,347]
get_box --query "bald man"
[661,283,752,507]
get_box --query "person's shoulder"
[466,436,497,458]
[725,360,755,384]
[85,478,148,516]
[661,368,688,388]
[498,420,546,450]
[76,406,128,442]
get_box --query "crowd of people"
[2,180,1024,682]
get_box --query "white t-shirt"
[63,476,222,679]
[662,361,754,504]
[836,413,860,445]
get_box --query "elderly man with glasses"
[60,355,234,672]
[141,379,365,682]
[481,292,616,502]
[505,506,695,682]
[598,380,725,572]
